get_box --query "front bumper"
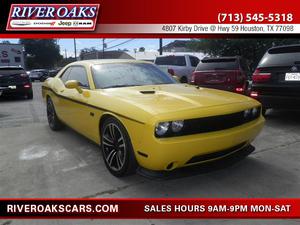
[134,116,264,171]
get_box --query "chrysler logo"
[291,66,298,72]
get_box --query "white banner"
[96,24,298,34]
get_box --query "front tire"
[101,117,137,177]
[47,97,63,131]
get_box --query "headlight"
[171,120,184,132]
[155,122,170,136]
[244,109,251,118]
[252,107,259,117]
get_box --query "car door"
[58,66,96,139]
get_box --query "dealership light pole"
[159,38,163,55]
[73,38,77,61]
[102,38,106,59]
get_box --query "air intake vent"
[140,90,156,94]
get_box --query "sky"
[0,38,190,58]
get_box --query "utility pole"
[65,49,67,59]
[102,38,105,59]
[159,38,163,55]
[73,38,77,61]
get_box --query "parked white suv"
[154,54,200,83]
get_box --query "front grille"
[186,142,247,164]
[159,107,260,138]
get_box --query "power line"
[105,39,135,50]
[106,39,120,44]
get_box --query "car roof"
[156,54,196,58]
[202,56,240,61]
[0,66,24,69]
[69,59,152,67]
[268,44,300,51]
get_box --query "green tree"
[139,47,145,52]
[19,39,63,69]
[188,39,300,70]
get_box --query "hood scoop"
[140,90,156,94]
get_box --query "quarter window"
[67,66,89,88]
[60,67,72,83]
[189,56,200,67]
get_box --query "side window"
[67,66,89,88]
[60,67,72,83]
[189,56,200,67]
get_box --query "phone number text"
[218,13,293,23]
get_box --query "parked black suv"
[251,45,300,114]
[0,66,33,99]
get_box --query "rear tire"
[27,92,33,100]
[180,76,188,83]
[101,117,137,177]
[47,97,63,131]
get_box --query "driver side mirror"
[65,80,83,93]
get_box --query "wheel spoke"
[106,149,116,166]
[115,153,121,169]
[102,122,127,172]
[117,153,124,167]
[109,124,115,139]
[118,143,125,149]
[103,135,114,144]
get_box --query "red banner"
[0,198,299,219]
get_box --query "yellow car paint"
[42,59,265,171]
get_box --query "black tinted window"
[269,46,300,54]
[0,67,25,75]
[259,46,300,67]
[155,56,186,66]
[189,56,200,67]
[68,67,89,88]
[15,57,21,63]
[196,58,238,71]
[92,63,175,89]
[60,67,72,83]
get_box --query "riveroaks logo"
[6,4,100,31]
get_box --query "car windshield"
[92,63,176,89]
[196,58,238,71]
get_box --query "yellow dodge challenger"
[42,59,264,177]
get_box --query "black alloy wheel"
[47,97,63,131]
[101,117,137,177]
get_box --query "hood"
[102,84,255,116]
